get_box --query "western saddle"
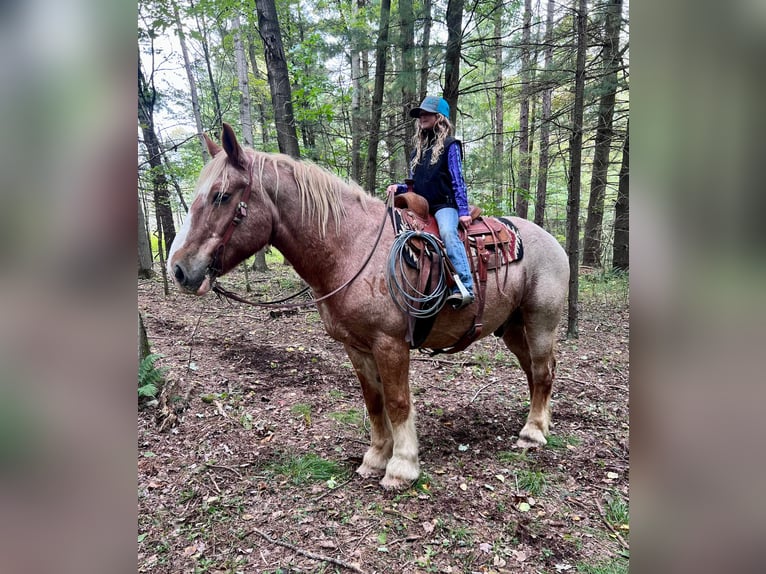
[392,192,523,354]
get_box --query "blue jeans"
[434,208,474,295]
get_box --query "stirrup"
[446,292,474,309]
[447,275,474,309]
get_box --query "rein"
[209,164,393,310]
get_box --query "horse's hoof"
[516,426,547,449]
[379,475,414,491]
[356,464,385,479]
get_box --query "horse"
[168,123,570,490]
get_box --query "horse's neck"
[268,185,379,294]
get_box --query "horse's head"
[167,124,273,295]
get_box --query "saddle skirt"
[392,192,524,269]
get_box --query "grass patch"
[576,557,629,574]
[603,490,629,528]
[515,469,547,495]
[546,434,582,450]
[328,408,363,427]
[266,453,346,485]
[291,403,312,425]
[497,450,529,464]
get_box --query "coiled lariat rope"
[385,231,448,318]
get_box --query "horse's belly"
[421,288,519,349]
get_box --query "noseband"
[208,160,254,279]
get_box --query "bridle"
[207,159,255,280]
[205,157,392,309]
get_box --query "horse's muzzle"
[171,261,211,295]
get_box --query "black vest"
[411,136,462,215]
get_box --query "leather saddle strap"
[439,234,488,355]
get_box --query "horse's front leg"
[372,337,420,490]
[344,344,393,478]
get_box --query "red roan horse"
[168,124,569,490]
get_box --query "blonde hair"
[410,114,454,171]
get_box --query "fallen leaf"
[479,542,492,553]
[493,555,507,567]
[555,563,572,571]
[511,549,527,562]
[421,521,435,534]
[606,471,619,479]
[495,474,505,483]
[459,483,468,491]
[517,502,531,512]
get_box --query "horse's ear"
[221,123,245,168]
[204,133,222,157]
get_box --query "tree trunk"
[350,0,364,184]
[612,123,629,271]
[255,0,301,158]
[173,0,208,163]
[418,0,432,102]
[364,0,392,194]
[247,31,271,149]
[515,0,532,219]
[566,0,588,338]
[138,50,176,259]
[534,0,555,228]
[233,14,269,274]
[492,0,504,214]
[400,0,416,165]
[138,194,154,278]
[191,1,223,128]
[443,0,464,126]
[232,14,254,149]
[139,311,151,363]
[582,0,623,267]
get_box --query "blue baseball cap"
[410,96,450,118]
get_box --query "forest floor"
[138,260,629,574]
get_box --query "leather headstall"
[208,160,254,279]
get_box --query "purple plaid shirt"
[396,143,470,217]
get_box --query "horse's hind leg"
[344,344,393,478]
[502,310,558,448]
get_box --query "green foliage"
[138,353,167,399]
[579,269,629,305]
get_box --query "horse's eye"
[212,192,231,205]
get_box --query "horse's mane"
[251,151,371,238]
[196,148,371,238]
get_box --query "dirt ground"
[138,262,629,574]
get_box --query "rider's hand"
[459,215,472,229]
[386,184,399,196]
